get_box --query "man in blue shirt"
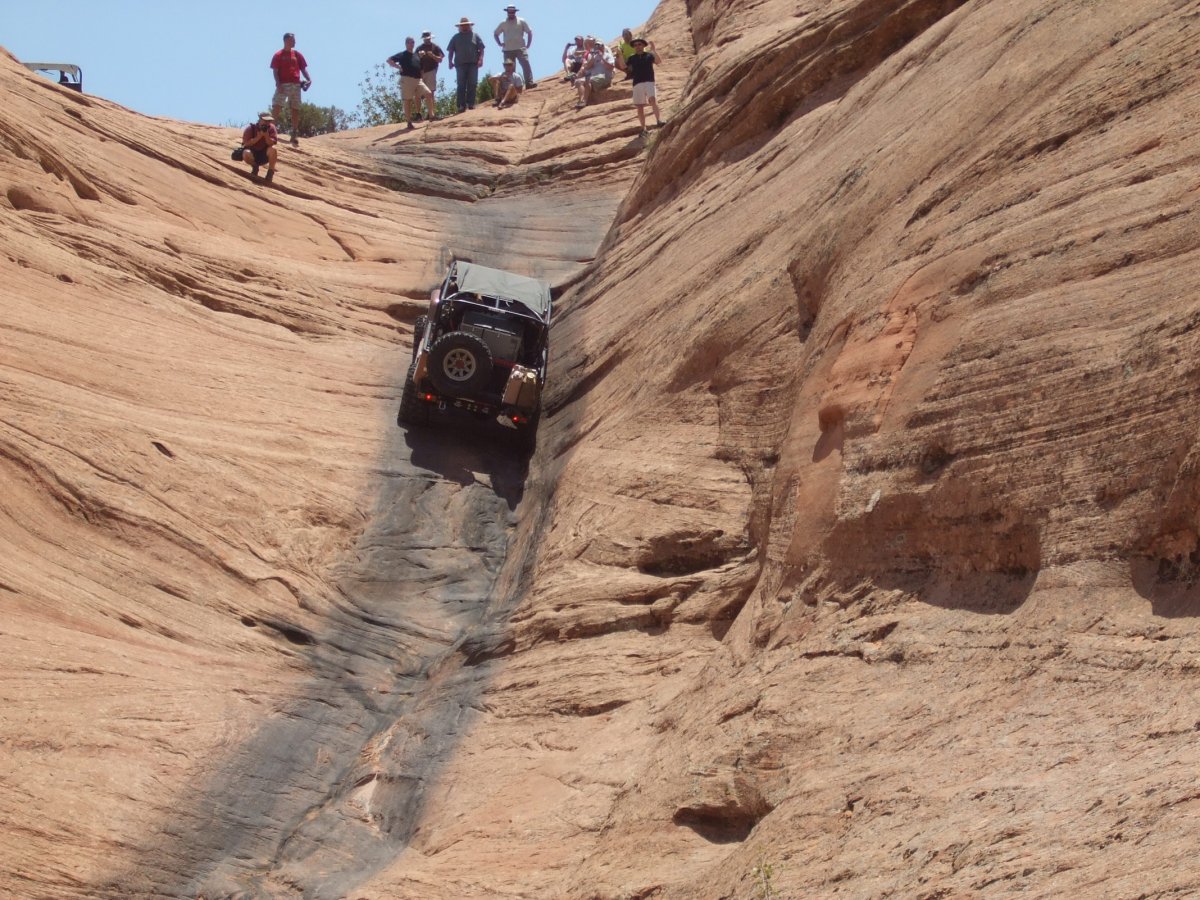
[447,17,486,113]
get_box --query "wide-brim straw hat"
[456,16,474,26]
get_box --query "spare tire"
[428,331,492,395]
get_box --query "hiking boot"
[527,81,537,88]
[265,169,274,182]
[250,165,260,178]
[290,134,299,146]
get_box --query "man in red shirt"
[270,32,312,146]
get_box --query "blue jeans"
[455,64,478,111]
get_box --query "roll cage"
[23,63,83,92]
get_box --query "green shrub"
[278,102,351,137]
[356,65,497,124]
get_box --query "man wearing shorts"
[240,112,278,181]
[416,31,444,98]
[573,37,613,109]
[489,58,524,108]
[271,32,312,146]
[561,35,584,81]
[388,37,436,128]
[628,37,663,132]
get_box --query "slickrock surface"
[4,0,1200,896]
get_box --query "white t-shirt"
[584,47,612,77]
[495,18,531,51]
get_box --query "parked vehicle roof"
[23,63,82,79]
[455,261,551,321]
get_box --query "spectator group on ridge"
[234,11,667,182]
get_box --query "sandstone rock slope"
[5,0,1200,897]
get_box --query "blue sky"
[3,1,658,127]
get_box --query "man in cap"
[494,5,535,88]
[561,35,585,81]
[447,16,485,113]
[489,58,525,108]
[416,30,445,99]
[270,32,312,146]
[387,37,437,128]
[239,112,278,181]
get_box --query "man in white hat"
[494,5,535,88]
[446,16,485,112]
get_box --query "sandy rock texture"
[4,0,1200,897]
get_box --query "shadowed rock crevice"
[1132,441,1200,616]
[671,767,774,844]
[823,476,1042,613]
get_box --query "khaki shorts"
[272,82,302,111]
[401,76,433,102]
[632,82,657,106]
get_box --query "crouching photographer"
[233,112,278,182]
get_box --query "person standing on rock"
[239,112,278,181]
[447,16,485,113]
[271,32,312,146]
[494,6,535,88]
[387,37,436,129]
[628,37,663,133]
[416,31,445,100]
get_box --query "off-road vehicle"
[398,260,551,449]
[23,63,84,92]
